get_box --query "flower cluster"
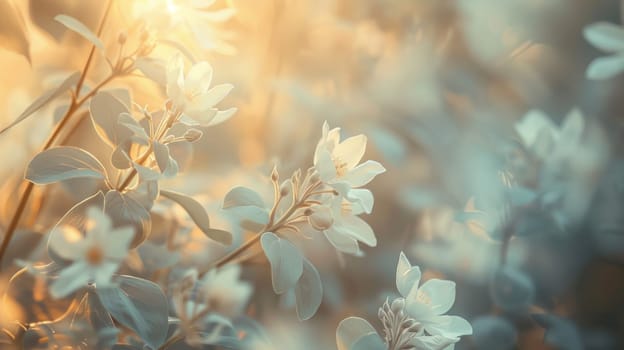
[337,252,472,350]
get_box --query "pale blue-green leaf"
[583,22,624,52]
[160,189,232,245]
[295,258,323,320]
[104,190,150,246]
[89,91,132,146]
[261,232,303,294]
[586,54,624,80]
[0,72,79,134]
[223,186,266,209]
[336,317,380,350]
[351,333,386,350]
[96,275,168,349]
[118,113,149,141]
[26,146,106,184]
[54,14,104,50]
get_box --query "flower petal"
[315,148,337,183]
[346,188,374,215]
[324,227,361,255]
[424,315,473,339]
[205,107,237,127]
[103,226,135,260]
[419,279,456,315]
[93,262,119,286]
[409,335,458,350]
[339,215,377,247]
[50,261,91,298]
[48,225,88,261]
[396,252,421,297]
[334,134,367,170]
[185,61,213,93]
[199,83,234,109]
[340,160,385,187]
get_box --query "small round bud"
[279,183,290,197]
[184,128,203,142]
[308,205,333,230]
[117,31,128,45]
[391,298,405,314]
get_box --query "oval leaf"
[1,72,80,134]
[104,190,150,247]
[295,258,323,320]
[96,275,168,349]
[336,317,379,350]
[160,189,232,245]
[89,91,132,146]
[260,232,303,294]
[26,146,106,184]
[54,14,104,50]
[223,186,266,209]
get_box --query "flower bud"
[279,182,291,197]
[271,166,279,182]
[117,31,128,45]
[184,128,203,142]
[391,298,405,314]
[308,205,333,230]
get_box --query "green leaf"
[89,91,132,146]
[96,275,168,349]
[295,258,323,320]
[0,72,80,135]
[336,317,382,350]
[54,14,104,50]
[26,146,106,184]
[260,232,303,294]
[104,190,150,247]
[160,189,232,245]
[223,186,266,208]
[223,186,269,225]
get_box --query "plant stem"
[158,331,185,350]
[207,181,321,271]
[0,0,114,269]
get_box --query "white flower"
[196,264,252,318]
[515,108,584,162]
[396,252,473,343]
[48,208,134,298]
[314,121,385,202]
[584,22,624,79]
[166,53,237,126]
[319,196,377,255]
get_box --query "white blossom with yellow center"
[396,252,473,344]
[318,196,377,255]
[166,53,237,127]
[48,208,134,298]
[313,121,386,207]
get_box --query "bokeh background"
[1,0,624,349]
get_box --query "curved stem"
[0,0,114,269]
[207,180,322,271]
